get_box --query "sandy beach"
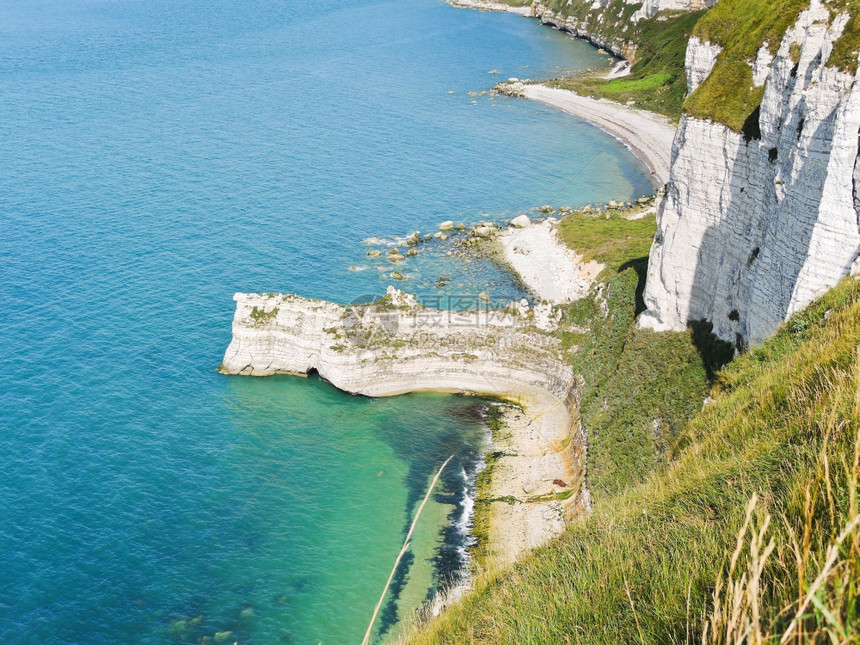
[482,394,583,566]
[498,217,604,304]
[509,83,677,186]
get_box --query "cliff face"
[641,1,860,347]
[629,0,717,21]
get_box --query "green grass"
[554,210,724,496]
[556,211,658,270]
[404,275,860,644]
[827,0,860,74]
[685,0,810,131]
[551,9,706,120]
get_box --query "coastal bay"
[0,0,660,643]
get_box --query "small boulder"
[511,214,531,228]
[539,205,553,213]
[439,220,454,231]
[366,249,381,257]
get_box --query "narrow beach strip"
[505,82,676,186]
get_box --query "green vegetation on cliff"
[684,0,860,130]
[405,204,860,642]
[684,0,809,131]
[555,211,723,495]
[828,1,860,73]
[547,0,859,130]
[552,9,705,119]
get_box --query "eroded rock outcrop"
[641,1,860,347]
[220,288,573,398]
[220,287,585,561]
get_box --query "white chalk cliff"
[220,287,573,399]
[641,1,860,346]
[220,287,586,562]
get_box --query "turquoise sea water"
[0,1,652,642]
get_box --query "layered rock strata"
[641,2,860,346]
[220,287,584,562]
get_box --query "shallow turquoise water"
[0,1,652,642]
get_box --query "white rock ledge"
[220,287,584,563]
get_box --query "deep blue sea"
[0,1,652,642]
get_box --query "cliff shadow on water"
[369,395,490,638]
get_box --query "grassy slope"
[404,209,860,643]
[829,1,860,73]
[553,9,705,120]
[685,0,860,131]
[555,212,724,496]
[684,0,809,131]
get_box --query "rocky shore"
[497,215,604,304]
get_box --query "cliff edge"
[641,0,860,347]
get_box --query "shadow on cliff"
[619,256,650,315]
[683,85,841,350]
